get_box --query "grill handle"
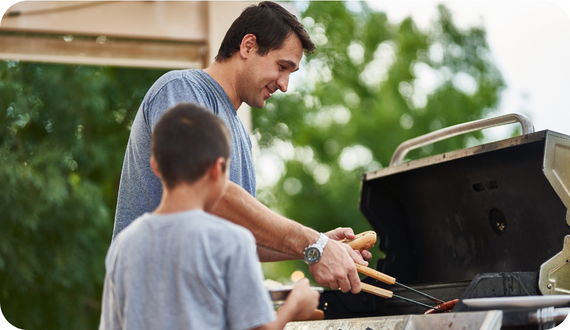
[390,113,535,167]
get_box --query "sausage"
[341,231,377,251]
[424,299,459,314]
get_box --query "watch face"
[305,247,321,263]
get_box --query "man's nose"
[277,74,290,93]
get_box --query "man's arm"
[257,246,296,262]
[213,182,313,257]
[211,181,366,293]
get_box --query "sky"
[365,1,570,139]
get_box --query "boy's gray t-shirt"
[113,70,256,238]
[100,210,275,330]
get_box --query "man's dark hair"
[215,1,315,61]
[152,103,230,189]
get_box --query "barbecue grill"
[286,114,570,329]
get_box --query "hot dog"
[424,299,459,314]
[340,231,377,251]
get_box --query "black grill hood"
[360,129,570,285]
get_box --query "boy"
[99,103,319,330]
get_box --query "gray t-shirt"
[113,70,256,238]
[99,210,275,330]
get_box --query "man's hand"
[324,227,373,262]
[309,239,366,294]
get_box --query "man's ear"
[239,34,258,59]
[150,156,161,178]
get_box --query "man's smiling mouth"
[265,87,275,99]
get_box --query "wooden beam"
[0,32,206,69]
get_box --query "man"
[114,1,370,293]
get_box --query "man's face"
[238,34,303,109]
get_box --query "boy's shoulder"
[181,210,253,237]
[188,211,256,247]
[116,210,255,247]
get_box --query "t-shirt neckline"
[197,70,238,116]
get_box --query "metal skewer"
[392,294,444,312]
[394,282,445,304]
[359,283,444,312]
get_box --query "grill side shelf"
[543,133,570,225]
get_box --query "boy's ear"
[150,156,161,178]
[209,157,226,181]
[239,34,258,59]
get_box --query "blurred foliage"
[0,62,167,329]
[0,1,505,328]
[256,2,504,283]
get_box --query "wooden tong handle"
[360,283,393,299]
[355,263,396,285]
[356,264,396,299]
[342,231,395,299]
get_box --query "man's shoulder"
[149,69,200,93]
[143,69,225,109]
[153,69,215,87]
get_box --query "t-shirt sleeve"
[143,72,203,131]
[225,234,276,330]
[99,244,125,330]
[98,273,123,330]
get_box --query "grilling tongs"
[342,231,446,312]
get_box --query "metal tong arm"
[359,281,443,311]
[390,113,535,167]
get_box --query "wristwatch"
[303,233,329,265]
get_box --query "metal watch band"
[314,232,329,251]
[303,233,329,265]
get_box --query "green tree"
[255,2,504,283]
[0,62,167,329]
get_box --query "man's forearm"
[211,181,319,257]
[212,181,367,293]
[257,245,297,262]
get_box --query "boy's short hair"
[215,1,315,61]
[152,103,230,189]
